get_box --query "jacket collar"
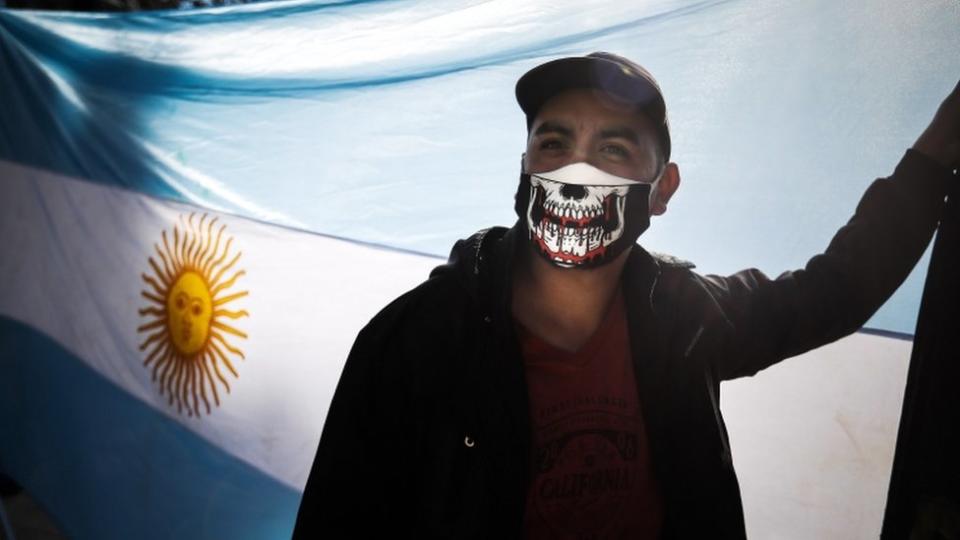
[432,222,668,330]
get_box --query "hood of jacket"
[428,226,514,318]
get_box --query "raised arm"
[704,81,958,381]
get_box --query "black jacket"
[294,150,951,539]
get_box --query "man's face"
[524,88,662,182]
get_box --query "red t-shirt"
[518,291,663,540]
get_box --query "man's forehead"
[530,90,656,138]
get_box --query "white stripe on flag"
[0,159,440,490]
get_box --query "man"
[294,53,958,538]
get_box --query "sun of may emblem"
[138,213,249,417]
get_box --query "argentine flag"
[0,1,957,538]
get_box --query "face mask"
[514,162,661,269]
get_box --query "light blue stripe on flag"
[0,315,301,539]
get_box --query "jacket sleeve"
[293,296,416,538]
[702,150,953,381]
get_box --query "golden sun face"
[168,271,212,356]
[138,213,249,417]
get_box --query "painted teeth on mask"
[560,227,573,253]
[572,230,586,257]
[544,203,606,222]
[546,223,560,253]
[536,195,627,256]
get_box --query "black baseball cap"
[515,52,671,161]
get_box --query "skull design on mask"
[527,176,629,265]
[515,162,658,269]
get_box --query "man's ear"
[650,162,680,216]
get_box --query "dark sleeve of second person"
[701,149,954,381]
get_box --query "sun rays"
[138,213,249,417]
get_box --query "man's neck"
[511,243,630,353]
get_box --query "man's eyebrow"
[532,121,574,138]
[599,126,642,143]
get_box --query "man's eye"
[539,139,564,150]
[601,144,630,157]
